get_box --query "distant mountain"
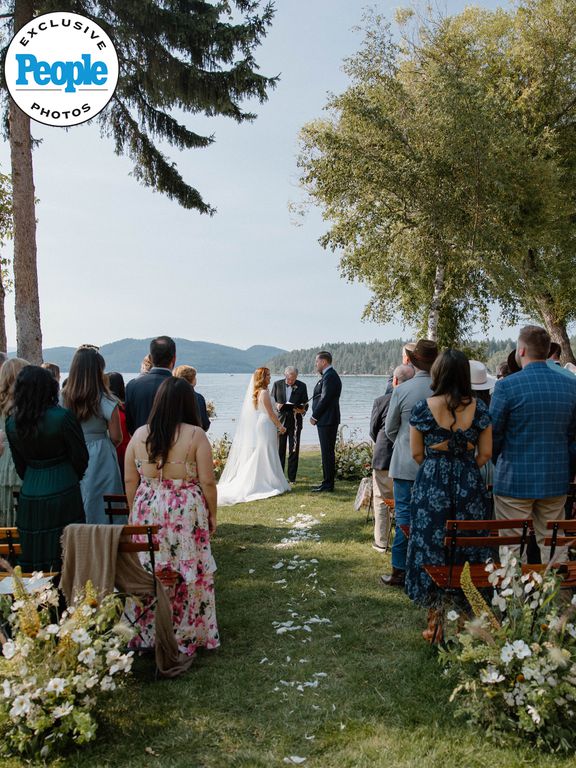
[37,338,286,373]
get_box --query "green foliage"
[335,426,372,480]
[211,432,231,480]
[0,1,277,214]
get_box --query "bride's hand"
[279,425,287,434]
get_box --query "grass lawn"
[6,452,576,767]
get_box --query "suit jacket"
[385,371,433,481]
[370,393,394,470]
[125,368,172,434]
[312,367,342,427]
[271,379,309,429]
[490,362,576,498]
[195,391,211,432]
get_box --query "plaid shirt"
[490,362,576,498]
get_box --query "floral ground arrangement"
[3,455,576,767]
[335,426,373,481]
[0,567,133,760]
[441,552,576,752]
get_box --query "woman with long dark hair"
[5,366,88,572]
[107,372,130,484]
[405,349,493,641]
[124,376,219,657]
[61,347,123,523]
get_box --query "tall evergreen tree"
[0,0,277,362]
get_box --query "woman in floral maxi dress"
[124,377,219,656]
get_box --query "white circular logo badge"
[4,12,119,127]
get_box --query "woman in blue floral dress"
[405,350,494,641]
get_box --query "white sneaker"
[372,543,387,553]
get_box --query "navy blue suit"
[312,367,342,489]
[125,368,172,434]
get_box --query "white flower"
[512,640,532,659]
[52,703,73,719]
[447,610,459,622]
[2,640,16,659]
[106,648,121,664]
[78,647,96,666]
[571,594,576,607]
[492,593,507,612]
[503,691,515,707]
[100,676,116,691]
[9,695,31,718]
[480,666,505,684]
[71,629,91,645]
[45,624,60,635]
[2,679,10,698]
[46,677,66,695]
[501,643,515,664]
[566,624,576,639]
[526,705,541,724]
[84,675,99,689]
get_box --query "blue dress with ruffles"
[405,398,494,606]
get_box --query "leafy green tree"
[1,0,277,362]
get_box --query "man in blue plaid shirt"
[490,325,576,562]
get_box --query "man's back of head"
[150,336,176,370]
[393,364,415,387]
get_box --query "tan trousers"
[373,469,394,548]
[494,494,567,563]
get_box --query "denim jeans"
[392,479,413,570]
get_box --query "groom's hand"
[310,417,317,426]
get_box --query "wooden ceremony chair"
[545,519,576,563]
[103,493,130,524]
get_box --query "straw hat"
[469,360,497,391]
[405,339,438,371]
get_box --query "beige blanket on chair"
[60,524,194,678]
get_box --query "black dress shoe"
[311,486,334,493]
[380,568,405,587]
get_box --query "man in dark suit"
[271,366,309,482]
[125,336,176,433]
[370,364,414,552]
[310,351,342,493]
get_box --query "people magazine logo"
[4,12,118,128]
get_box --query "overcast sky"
[0,0,518,352]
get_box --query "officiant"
[272,367,309,483]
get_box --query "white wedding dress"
[217,380,291,506]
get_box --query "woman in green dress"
[6,366,88,573]
[0,358,29,526]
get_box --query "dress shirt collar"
[322,365,333,376]
[149,367,173,375]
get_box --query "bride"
[218,367,292,506]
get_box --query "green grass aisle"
[9,453,576,767]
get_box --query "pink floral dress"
[128,457,219,656]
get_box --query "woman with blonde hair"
[0,358,29,524]
[217,366,290,505]
[174,365,210,431]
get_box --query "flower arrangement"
[440,550,576,751]
[335,426,373,480]
[0,565,134,760]
[211,433,232,479]
[206,400,217,418]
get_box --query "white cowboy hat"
[469,360,497,391]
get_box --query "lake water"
[120,373,389,446]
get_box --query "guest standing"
[0,358,29,526]
[61,347,124,524]
[405,350,493,640]
[310,352,342,493]
[107,372,130,484]
[41,362,61,384]
[272,366,309,482]
[125,336,176,433]
[124,377,219,657]
[382,340,438,586]
[491,325,576,562]
[6,367,88,572]
[174,365,211,431]
[370,364,414,553]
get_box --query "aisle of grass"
[9,453,576,767]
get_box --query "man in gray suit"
[381,340,438,586]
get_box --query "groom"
[310,351,342,493]
[272,366,309,482]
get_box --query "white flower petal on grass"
[248,569,255,574]
[272,562,285,570]
[259,657,269,664]
[284,756,307,764]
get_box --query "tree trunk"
[0,273,6,354]
[9,0,43,364]
[538,302,576,365]
[427,263,444,341]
